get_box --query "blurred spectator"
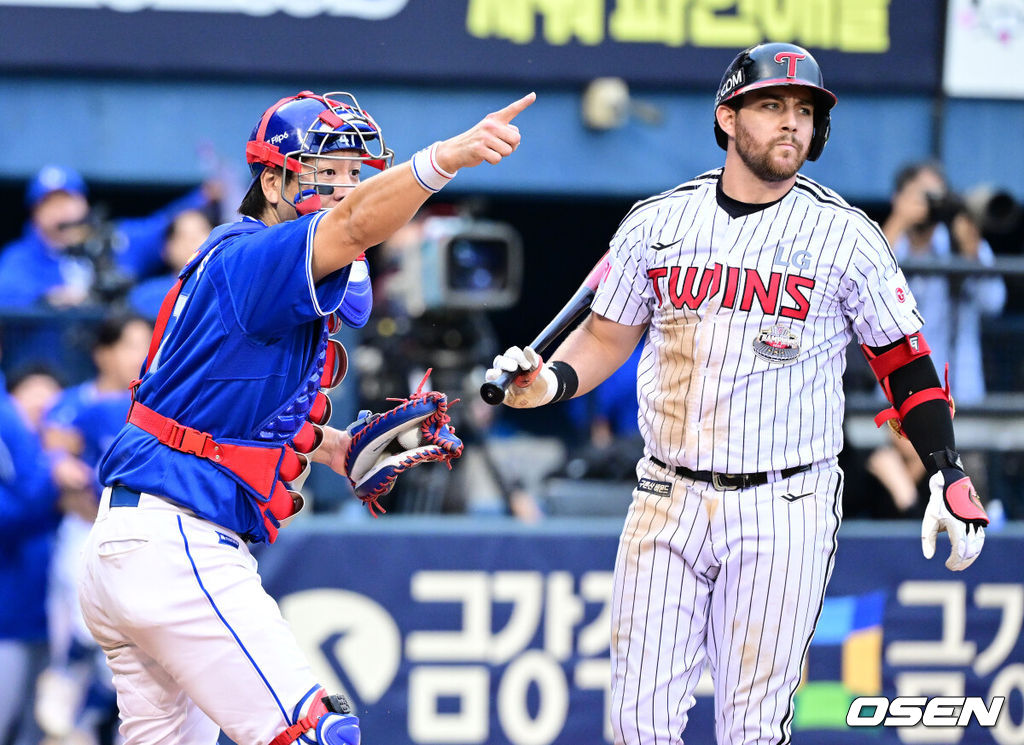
[6,363,64,434]
[440,384,546,520]
[129,208,216,321]
[867,433,927,516]
[34,312,150,743]
[857,431,929,519]
[358,215,557,519]
[0,347,67,745]
[561,341,644,482]
[883,161,1007,404]
[855,162,1009,521]
[0,164,221,309]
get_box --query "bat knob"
[480,375,512,406]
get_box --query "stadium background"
[1,1,1023,743]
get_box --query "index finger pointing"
[492,92,536,123]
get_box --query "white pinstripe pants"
[609,458,843,745]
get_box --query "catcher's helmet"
[713,43,837,161]
[246,91,394,215]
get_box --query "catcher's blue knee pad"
[282,688,359,745]
[316,711,360,745]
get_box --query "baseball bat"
[480,251,611,406]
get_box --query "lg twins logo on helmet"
[718,69,744,99]
[774,51,806,78]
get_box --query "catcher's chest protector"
[127,225,348,542]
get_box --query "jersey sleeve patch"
[884,269,916,309]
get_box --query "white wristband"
[536,365,558,406]
[410,142,456,193]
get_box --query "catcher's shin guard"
[270,688,359,745]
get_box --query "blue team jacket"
[0,380,59,641]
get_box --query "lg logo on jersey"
[772,244,812,270]
[846,696,1004,728]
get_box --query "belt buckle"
[711,472,740,491]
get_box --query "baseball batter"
[78,89,533,745]
[486,44,989,744]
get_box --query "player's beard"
[734,119,808,183]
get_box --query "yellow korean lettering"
[467,0,606,45]
[536,0,605,45]
[609,0,689,47]
[690,0,760,48]
[795,0,837,49]
[466,0,538,44]
[837,0,890,52]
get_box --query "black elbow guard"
[861,332,953,436]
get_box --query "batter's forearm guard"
[861,332,953,437]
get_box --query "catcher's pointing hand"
[435,93,536,172]
[484,345,555,408]
[922,465,989,571]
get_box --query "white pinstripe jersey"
[590,169,924,473]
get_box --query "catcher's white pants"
[78,489,320,745]
[610,458,843,745]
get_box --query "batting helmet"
[713,43,837,161]
[246,91,394,214]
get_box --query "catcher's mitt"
[344,371,463,516]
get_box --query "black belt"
[110,485,142,507]
[649,457,810,490]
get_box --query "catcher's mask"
[246,91,395,215]
[713,42,837,162]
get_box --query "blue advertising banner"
[1,0,941,90]
[255,519,1024,745]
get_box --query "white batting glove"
[484,346,557,408]
[922,469,989,572]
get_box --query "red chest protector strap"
[144,277,182,372]
[127,400,282,498]
[127,263,305,542]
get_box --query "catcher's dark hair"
[238,178,268,219]
[894,160,948,195]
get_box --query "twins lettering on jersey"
[646,261,814,320]
[591,171,925,472]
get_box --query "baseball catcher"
[77,88,532,745]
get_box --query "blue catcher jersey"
[98,212,353,542]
